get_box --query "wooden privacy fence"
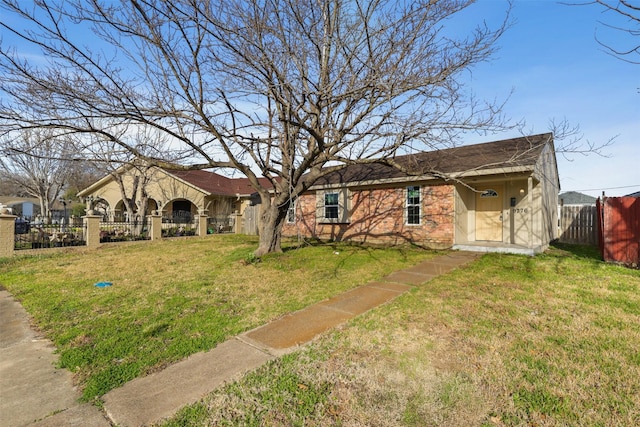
[597,196,640,267]
[558,204,597,245]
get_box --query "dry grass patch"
[168,244,640,426]
[0,235,430,402]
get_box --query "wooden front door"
[475,185,503,241]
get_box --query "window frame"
[406,185,421,225]
[316,188,349,224]
[286,199,296,223]
[324,191,340,220]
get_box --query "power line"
[561,184,640,192]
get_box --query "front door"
[475,185,503,241]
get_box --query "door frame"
[475,184,504,242]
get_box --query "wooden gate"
[597,197,640,266]
[558,205,597,245]
[243,205,259,235]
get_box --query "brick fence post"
[83,214,102,248]
[0,213,17,258]
[148,214,162,240]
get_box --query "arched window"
[480,189,498,198]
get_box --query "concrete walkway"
[0,289,111,427]
[1,251,479,427]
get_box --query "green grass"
[0,235,430,402]
[160,243,640,426]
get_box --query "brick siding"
[283,184,455,248]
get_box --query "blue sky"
[2,1,638,197]
[459,0,639,197]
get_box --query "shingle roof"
[167,169,273,196]
[314,133,552,186]
[162,133,552,194]
[558,191,597,205]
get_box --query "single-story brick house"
[282,133,560,255]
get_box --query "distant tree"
[65,162,103,199]
[0,129,72,218]
[0,176,27,197]
[0,0,514,256]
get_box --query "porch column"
[83,214,102,249]
[0,212,17,258]
[148,214,162,240]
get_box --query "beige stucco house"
[283,133,560,255]
[77,166,271,233]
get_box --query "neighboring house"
[283,133,560,255]
[625,190,640,198]
[77,167,272,232]
[0,196,40,218]
[558,191,597,206]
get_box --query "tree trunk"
[254,200,289,257]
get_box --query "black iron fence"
[162,211,193,224]
[10,213,233,251]
[14,222,86,250]
[207,215,235,233]
[161,223,197,237]
[100,219,150,243]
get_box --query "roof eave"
[308,165,535,190]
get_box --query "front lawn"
[0,235,431,402]
[162,244,640,427]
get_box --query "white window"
[324,192,339,219]
[406,186,421,225]
[287,200,296,223]
[316,189,349,223]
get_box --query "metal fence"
[14,222,87,250]
[160,213,196,237]
[161,222,197,237]
[99,219,151,243]
[208,214,235,234]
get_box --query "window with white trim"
[287,199,296,223]
[324,192,340,219]
[316,189,349,223]
[406,186,421,225]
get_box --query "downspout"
[528,176,534,248]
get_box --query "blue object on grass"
[94,281,112,288]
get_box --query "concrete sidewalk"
[0,289,111,427]
[1,251,479,427]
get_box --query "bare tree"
[0,129,73,219]
[568,0,640,63]
[82,127,177,233]
[108,160,154,234]
[65,162,103,199]
[0,0,512,255]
